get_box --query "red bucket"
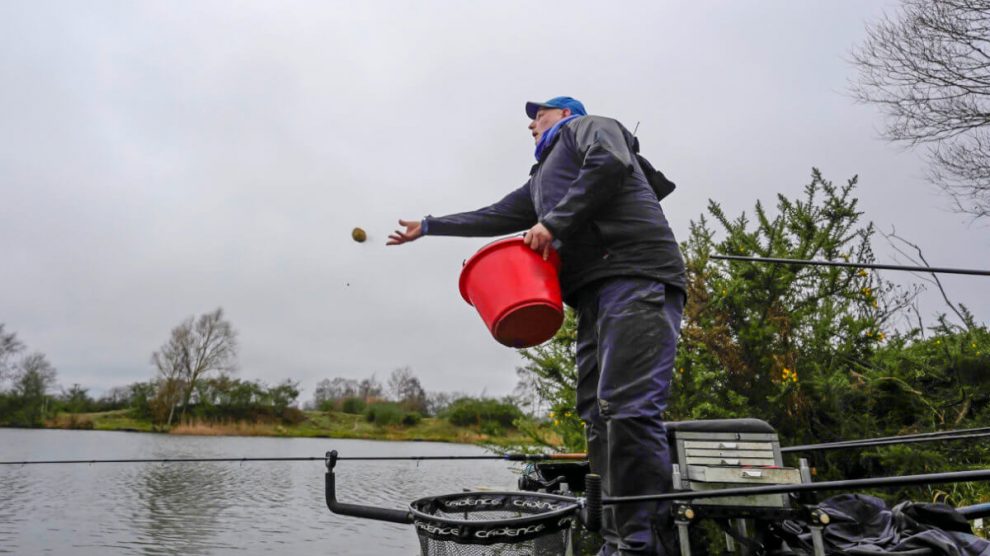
[459,237,564,348]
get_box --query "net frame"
[409,490,582,546]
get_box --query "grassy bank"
[43,410,537,447]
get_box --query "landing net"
[409,491,580,556]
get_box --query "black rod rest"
[581,473,602,532]
[325,450,413,524]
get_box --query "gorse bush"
[516,169,990,506]
[670,170,909,443]
[516,309,585,452]
[364,401,420,427]
[340,396,367,414]
[443,397,522,429]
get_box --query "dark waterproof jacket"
[423,116,685,305]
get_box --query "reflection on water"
[134,462,236,554]
[0,429,519,555]
[0,467,30,554]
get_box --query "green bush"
[279,407,306,425]
[340,397,367,414]
[365,402,407,426]
[443,397,522,429]
[479,421,503,436]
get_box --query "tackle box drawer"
[686,465,802,485]
[683,441,776,451]
[673,431,784,467]
[684,456,778,466]
[679,465,801,508]
[669,420,799,508]
[682,480,791,508]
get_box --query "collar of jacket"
[534,115,582,161]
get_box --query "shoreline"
[26,409,539,448]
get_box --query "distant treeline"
[307,366,522,432]
[0,325,63,427]
[0,322,525,433]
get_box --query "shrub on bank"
[365,402,419,427]
[40,413,95,430]
[443,397,522,429]
[340,397,367,414]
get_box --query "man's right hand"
[386,219,423,245]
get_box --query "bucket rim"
[458,236,561,304]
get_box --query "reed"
[169,419,284,437]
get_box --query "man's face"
[528,107,570,143]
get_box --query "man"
[387,96,686,555]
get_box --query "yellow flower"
[878,332,886,341]
[553,419,560,426]
[857,269,868,277]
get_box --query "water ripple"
[0,429,518,555]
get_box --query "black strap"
[627,135,676,201]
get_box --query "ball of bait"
[351,227,367,243]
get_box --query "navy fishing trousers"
[574,278,685,556]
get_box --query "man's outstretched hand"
[387,219,423,245]
[524,222,554,261]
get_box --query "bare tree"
[311,377,360,408]
[387,366,427,413]
[151,308,238,426]
[883,227,975,329]
[0,324,25,384]
[13,352,57,425]
[357,374,383,402]
[851,0,990,218]
[425,391,459,417]
[152,321,190,425]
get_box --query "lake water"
[0,429,523,555]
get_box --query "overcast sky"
[2,1,987,402]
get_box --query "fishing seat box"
[522,418,803,510]
[668,418,802,509]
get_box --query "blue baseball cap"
[525,96,587,119]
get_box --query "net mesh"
[416,535,569,556]
[410,491,578,556]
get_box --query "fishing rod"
[783,431,990,453]
[782,426,990,453]
[0,452,587,466]
[711,255,990,277]
[4,428,984,466]
[604,467,990,505]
